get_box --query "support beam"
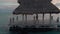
[9,17,11,25]
[16,16,18,21]
[22,14,24,21]
[25,14,27,21]
[43,13,44,25]
[36,14,38,25]
[24,14,27,25]
[50,13,51,25]
[12,17,14,23]
[36,14,38,20]
[33,15,35,21]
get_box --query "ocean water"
[0,12,60,34]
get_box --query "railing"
[8,15,60,28]
[9,18,60,28]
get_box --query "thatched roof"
[13,0,60,15]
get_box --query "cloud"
[0,5,18,9]
[54,3,60,9]
[0,2,19,5]
[52,0,60,4]
[0,0,60,5]
[0,0,19,12]
[0,0,19,5]
[55,3,60,6]
[0,5,19,13]
[0,0,17,3]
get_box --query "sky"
[52,0,60,4]
[0,0,60,5]
[0,0,60,12]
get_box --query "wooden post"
[33,15,35,21]
[16,16,18,21]
[50,13,51,25]
[36,14,38,25]
[22,14,24,21]
[9,17,11,26]
[36,14,38,21]
[25,14,27,25]
[25,14,27,21]
[12,17,14,23]
[36,14,38,20]
[43,13,44,25]
[10,17,11,24]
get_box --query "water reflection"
[9,31,21,34]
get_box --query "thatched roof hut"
[12,0,60,27]
[13,0,60,15]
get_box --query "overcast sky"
[0,0,60,5]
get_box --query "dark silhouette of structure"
[9,0,60,34]
[13,0,60,14]
[13,0,60,24]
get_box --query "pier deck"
[9,19,60,34]
[9,19,60,28]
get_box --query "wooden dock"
[9,17,60,34]
[9,19,60,28]
[8,17,60,34]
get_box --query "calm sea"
[0,11,60,34]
